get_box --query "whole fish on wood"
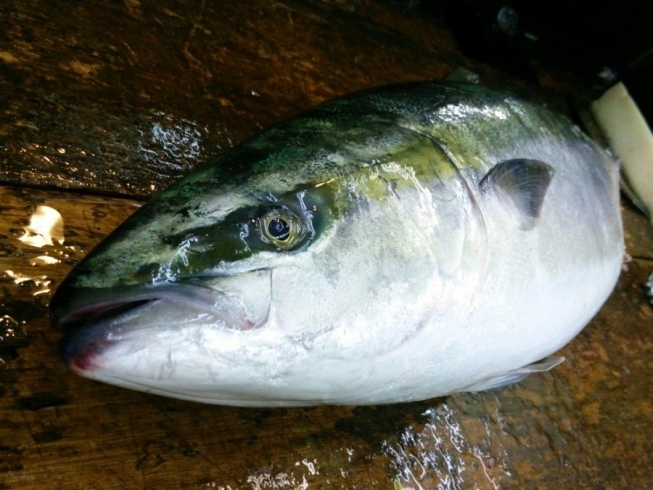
[49,82,624,406]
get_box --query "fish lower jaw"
[59,307,269,383]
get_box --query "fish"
[49,82,624,406]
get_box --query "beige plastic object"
[591,82,653,227]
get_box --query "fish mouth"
[50,270,272,372]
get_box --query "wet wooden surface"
[1,1,653,488]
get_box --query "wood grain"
[1,1,652,489]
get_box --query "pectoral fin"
[480,159,555,230]
[463,356,565,392]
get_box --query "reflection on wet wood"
[2,0,653,488]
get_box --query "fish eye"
[267,217,290,241]
[259,208,304,250]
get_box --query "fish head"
[50,114,486,406]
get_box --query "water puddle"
[383,402,509,490]
[0,187,141,363]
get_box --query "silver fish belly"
[49,82,624,406]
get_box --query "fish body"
[50,82,623,406]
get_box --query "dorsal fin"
[480,159,555,230]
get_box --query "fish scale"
[50,82,623,406]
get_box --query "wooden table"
[2,1,652,488]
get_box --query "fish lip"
[50,282,216,333]
[51,278,271,372]
[51,276,273,330]
[51,285,143,333]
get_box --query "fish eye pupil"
[268,218,290,241]
[259,208,303,249]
